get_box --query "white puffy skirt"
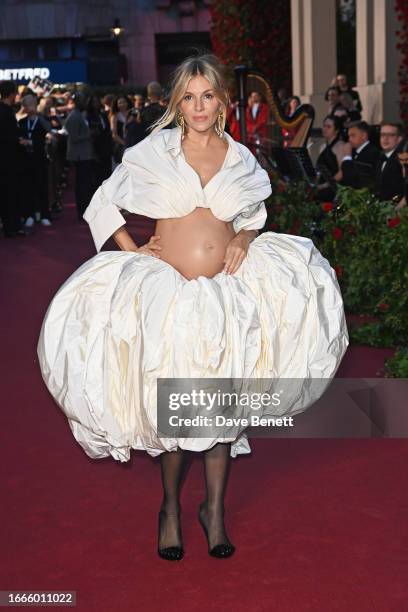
[37,231,349,462]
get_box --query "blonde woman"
[37,54,349,562]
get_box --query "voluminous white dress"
[37,126,349,462]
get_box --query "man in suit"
[0,80,25,238]
[64,92,95,220]
[18,94,53,227]
[140,82,165,134]
[125,82,165,148]
[374,122,405,202]
[339,121,380,189]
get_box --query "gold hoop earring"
[215,111,224,138]
[177,113,186,137]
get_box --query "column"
[290,0,337,127]
[356,0,401,123]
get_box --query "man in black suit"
[339,121,381,189]
[126,81,166,147]
[18,94,53,227]
[0,80,25,238]
[374,122,405,202]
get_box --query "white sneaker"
[40,219,52,226]
[24,217,35,227]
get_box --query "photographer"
[0,80,25,238]
[18,94,53,228]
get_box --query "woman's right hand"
[134,235,162,258]
[113,227,161,256]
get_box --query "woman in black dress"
[316,115,347,201]
[86,95,113,186]
[110,95,133,165]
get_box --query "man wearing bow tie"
[338,121,380,189]
[374,122,405,202]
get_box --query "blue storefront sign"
[0,60,87,83]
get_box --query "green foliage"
[265,179,320,236]
[349,323,396,348]
[384,347,408,377]
[319,186,408,346]
[265,180,408,353]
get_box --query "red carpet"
[1,184,407,611]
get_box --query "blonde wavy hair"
[148,53,230,137]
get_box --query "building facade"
[0,0,211,88]
[0,0,401,125]
[291,0,401,125]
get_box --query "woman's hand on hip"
[223,231,255,275]
[135,235,162,258]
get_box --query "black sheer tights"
[158,442,233,550]
[199,442,234,549]
[158,447,185,550]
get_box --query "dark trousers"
[0,172,22,234]
[74,160,96,219]
[94,157,112,188]
[21,159,50,220]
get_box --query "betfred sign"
[0,66,51,80]
[0,61,87,83]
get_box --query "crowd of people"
[314,75,407,208]
[277,73,407,209]
[0,71,406,241]
[316,117,407,207]
[0,79,168,238]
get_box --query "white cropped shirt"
[83,125,272,252]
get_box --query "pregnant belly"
[155,208,236,280]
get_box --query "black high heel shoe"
[157,509,184,561]
[198,502,235,558]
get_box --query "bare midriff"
[155,207,236,280]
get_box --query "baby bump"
[155,208,236,280]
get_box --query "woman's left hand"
[223,232,253,275]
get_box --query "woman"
[226,96,240,141]
[285,95,301,118]
[133,93,145,113]
[325,86,349,128]
[282,96,302,147]
[37,54,349,562]
[339,92,361,126]
[110,94,133,165]
[86,95,113,185]
[316,115,348,201]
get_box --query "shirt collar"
[356,140,370,154]
[164,125,243,165]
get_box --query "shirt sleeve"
[232,201,267,233]
[231,143,271,233]
[82,163,128,252]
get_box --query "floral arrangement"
[264,179,408,375]
[209,0,292,91]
